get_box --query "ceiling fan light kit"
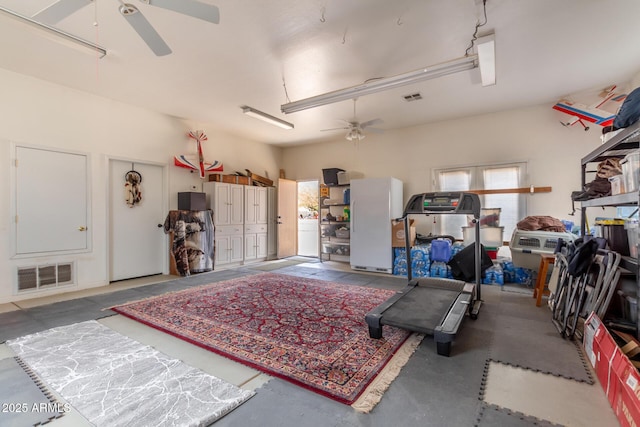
[346,129,365,141]
[242,106,294,130]
[0,5,107,58]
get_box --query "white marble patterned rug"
[6,320,254,427]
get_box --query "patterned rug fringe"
[352,333,424,413]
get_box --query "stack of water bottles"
[482,262,504,285]
[500,259,534,285]
[393,238,466,278]
[393,245,430,277]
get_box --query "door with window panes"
[433,163,526,242]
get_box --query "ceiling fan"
[321,99,384,141]
[32,0,220,56]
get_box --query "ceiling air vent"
[403,93,423,102]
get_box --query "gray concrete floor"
[0,258,619,426]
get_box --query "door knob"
[157,224,163,228]
[78,226,87,231]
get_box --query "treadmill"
[365,192,483,356]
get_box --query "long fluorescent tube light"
[0,5,107,58]
[281,55,478,114]
[242,106,294,130]
[476,33,496,87]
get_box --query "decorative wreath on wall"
[125,168,143,207]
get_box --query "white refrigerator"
[350,177,404,273]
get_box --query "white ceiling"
[1,0,640,147]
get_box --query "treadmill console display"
[423,195,460,210]
[404,192,481,218]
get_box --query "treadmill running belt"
[380,286,461,334]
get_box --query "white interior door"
[109,159,166,281]
[277,178,297,258]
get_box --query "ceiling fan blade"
[366,127,385,134]
[321,127,350,132]
[33,0,92,24]
[360,118,384,129]
[143,0,220,24]
[120,4,172,56]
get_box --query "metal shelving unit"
[319,184,351,262]
[579,120,640,334]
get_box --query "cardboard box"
[220,174,251,185]
[208,174,252,185]
[587,314,623,406]
[614,358,640,427]
[392,219,416,248]
[584,312,640,426]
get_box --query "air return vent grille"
[17,262,74,292]
[403,93,423,102]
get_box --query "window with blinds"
[433,162,527,241]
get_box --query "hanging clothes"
[164,210,215,276]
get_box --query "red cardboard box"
[584,313,621,405]
[584,312,640,427]
[613,353,640,427]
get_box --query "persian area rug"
[6,320,254,427]
[112,272,418,408]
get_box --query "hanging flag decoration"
[173,130,224,178]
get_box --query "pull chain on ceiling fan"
[32,0,220,56]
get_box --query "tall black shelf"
[579,120,640,335]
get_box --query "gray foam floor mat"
[482,288,593,384]
[476,404,562,427]
[0,357,64,426]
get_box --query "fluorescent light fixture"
[242,106,294,130]
[281,55,478,114]
[0,5,107,58]
[476,33,496,87]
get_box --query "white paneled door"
[277,178,297,259]
[109,159,165,281]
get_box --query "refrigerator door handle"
[351,201,354,233]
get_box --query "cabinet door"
[214,184,231,226]
[245,233,257,260]
[257,232,268,258]
[245,187,257,225]
[257,187,268,224]
[230,233,244,263]
[230,184,245,225]
[215,236,231,265]
[16,146,88,254]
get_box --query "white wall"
[282,104,604,235]
[0,68,282,302]
[0,66,614,302]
